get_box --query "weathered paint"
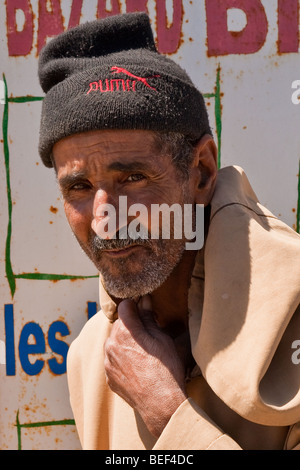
[0,0,299,451]
[5,0,185,56]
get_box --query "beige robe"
[67,166,300,450]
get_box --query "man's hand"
[104,295,187,438]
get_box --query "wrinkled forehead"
[52,128,170,175]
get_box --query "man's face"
[53,129,195,299]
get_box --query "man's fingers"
[117,299,142,331]
[137,295,163,336]
[112,298,157,356]
[138,294,152,312]
[117,296,160,339]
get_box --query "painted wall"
[0,0,299,450]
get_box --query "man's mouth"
[101,244,146,258]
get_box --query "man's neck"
[150,249,198,337]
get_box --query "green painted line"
[2,74,16,297]
[19,419,76,428]
[214,65,222,169]
[14,273,98,281]
[2,76,97,295]
[297,159,300,234]
[202,68,222,168]
[8,96,44,103]
[16,410,22,451]
[16,410,75,450]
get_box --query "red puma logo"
[111,66,160,91]
[87,66,160,95]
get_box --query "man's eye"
[126,174,145,182]
[69,182,91,191]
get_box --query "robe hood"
[99,165,300,426]
[188,166,300,426]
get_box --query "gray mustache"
[91,234,153,251]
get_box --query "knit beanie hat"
[38,12,211,168]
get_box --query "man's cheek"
[64,202,92,239]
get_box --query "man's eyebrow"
[58,171,88,188]
[107,161,152,172]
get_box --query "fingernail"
[140,295,152,311]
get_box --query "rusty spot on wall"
[49,206,58,214]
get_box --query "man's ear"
[191,134,218,206]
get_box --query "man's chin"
[99,263,161,299]
[81,234,186,299]
[100,273,162,299]
[99,250,185,300]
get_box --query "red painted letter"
[97,0,121,18]
[205,0,268,56]
[67,0,84,29]
[126,0,148,13]
[6,0,34,56]
[156,0,183,54]
[278,0,299,53]
[37,0,64,53]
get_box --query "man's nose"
[92,189,114,217]
[92,189,125,239]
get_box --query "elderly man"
[38,13,300,450]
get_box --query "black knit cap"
[38,12,211,168]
